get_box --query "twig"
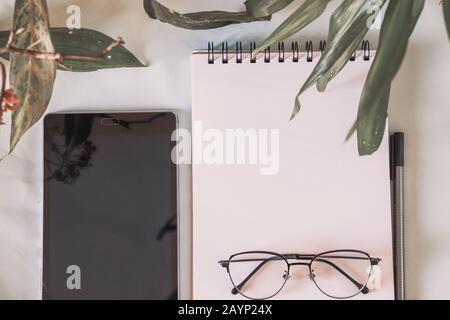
[0,29,124,62]
[0,61,6,124]
[0,62,5,103]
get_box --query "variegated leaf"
[9,0,57,152]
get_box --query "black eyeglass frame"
[218,249,381,300]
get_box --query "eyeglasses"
[218,250,381,300]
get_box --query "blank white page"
[191,48,394,300]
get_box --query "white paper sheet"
[191,50,394,300]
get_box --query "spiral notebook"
[191,42,394,300]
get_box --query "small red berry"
[2,89,20,111]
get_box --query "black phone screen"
[43,112,177,300]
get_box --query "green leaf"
[51,28,145,72]
[245,0,294,18]
[291,0,387,120]
[354,0,425,156]
[9,0,57,153]
[143,0,271,30]
[315,0,387,92]
[254,0,330,57]
[444,0,450,40]
[0,28,146,72]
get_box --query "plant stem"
[0,30,124,62]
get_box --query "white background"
[0,0,449,300]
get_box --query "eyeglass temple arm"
[228,256,370,295]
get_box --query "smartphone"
[43,112,178,300]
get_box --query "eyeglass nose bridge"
[283,263,316,283]
[287,261,311,267]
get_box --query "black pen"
[391,132,405,300]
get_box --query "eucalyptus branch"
[0,29,125,62]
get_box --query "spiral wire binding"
[208,42,214,64]
[278,42,285,63]
[319,40,327,56]
[236,42,243,64]
[250,42,257,63]
[292,42,299,63]
[222,42,229,64]
[306,41,314,62]
[362,40,371,61]
[264,46,271,63]
[207,41,371,64]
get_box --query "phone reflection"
[45,114,96,184]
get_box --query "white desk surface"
[0,0,449,299]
